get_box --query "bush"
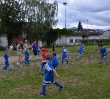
[0,46,6,51]
[81,39,110,45]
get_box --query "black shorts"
[33,50,37,56]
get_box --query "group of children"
[3,42,109,97]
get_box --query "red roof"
[12,36,23,42]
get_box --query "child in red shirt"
[39,48,50,74]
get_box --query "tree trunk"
[7,36,12,47]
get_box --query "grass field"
[0,45,110,99]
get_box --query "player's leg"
[62,58,64,64]
[104,56,108,65]
[40,62,46,73]
[53,81,64,91]
[3,63,9,70]
[38,82,46,96]
[99,56,103,64]
[65,58,68,64]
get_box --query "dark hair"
[52,52,56,56]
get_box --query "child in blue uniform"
[99,45,108,65]
[77,43,84,59]
[37,45,40,55]
[61,46,69,64]
[51,52,58,69]
[38,54,64,97]
[24,47,29,64]
[4,48,10,70]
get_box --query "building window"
[70,39,73,43]
[75,39,81,43]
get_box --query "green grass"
[0,45,110,99]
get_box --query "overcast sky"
[49,0,110,30]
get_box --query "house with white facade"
[0,36,8,47]
[0,35,42,48]
[56,29,101,46]
[99,30,110,39]
[0,29,102,47]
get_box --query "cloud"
[50,0,110,29]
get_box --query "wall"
[0,37,8,47]
[88,35,99,39]
[55,36,82,46]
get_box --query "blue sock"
[4,65,8,70]
[66,60,68,64]
[62,61,63,64]
[42,85,46,95]
[54,81,62,88]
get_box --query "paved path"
[0,55,42,64]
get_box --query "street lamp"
[63,2,67,28]
[87,20,88,39]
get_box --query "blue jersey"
[51,56,58,68]
[43,60,54,84]
[4,52,9,65]
[78,45,84,52]
[24,50,29,61]
[62,48,68,59]
[100,47,107,57]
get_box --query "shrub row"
[81,39,110,45]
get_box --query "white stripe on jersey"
[43,80,51,84]
[45,63,52,71]
[64,49,68,52]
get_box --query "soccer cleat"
[60,86,64,91]
[39,71,43,75]
[106,63,108,65]
[99,62,102,64]
[38,93,45,97]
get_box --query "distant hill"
[68,27,105,33]
[68,27,77,31]
[94,29,105,33]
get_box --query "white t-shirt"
[10,45,13,50]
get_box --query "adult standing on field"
[32,41,38,60]
[16,41,23,65]
[52,42,55,52]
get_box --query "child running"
[99,44,108,65]
[38,54,64,97]
[77,43,84,59]
[24,47,29,65]
[61,46,69,65]
[16,41,23,65]
[51,52,59,69]
[9,44,14,56]
[39,48,49,74]
[37,45,40,55]
[3,48,10,71]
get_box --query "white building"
[99,30,110,39]
[0,36,8,47]
[56,29,101,46]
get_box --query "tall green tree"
[77,21,83,31]
[23,0,58,41]
[54,28,73,45]
[0,0,25,45]
[45,28,58,46]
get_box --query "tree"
[0,0,25,45]
[77,21,83,31]
[54,28,73,45]
[22,0,58,41]
[45,28,58,46]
